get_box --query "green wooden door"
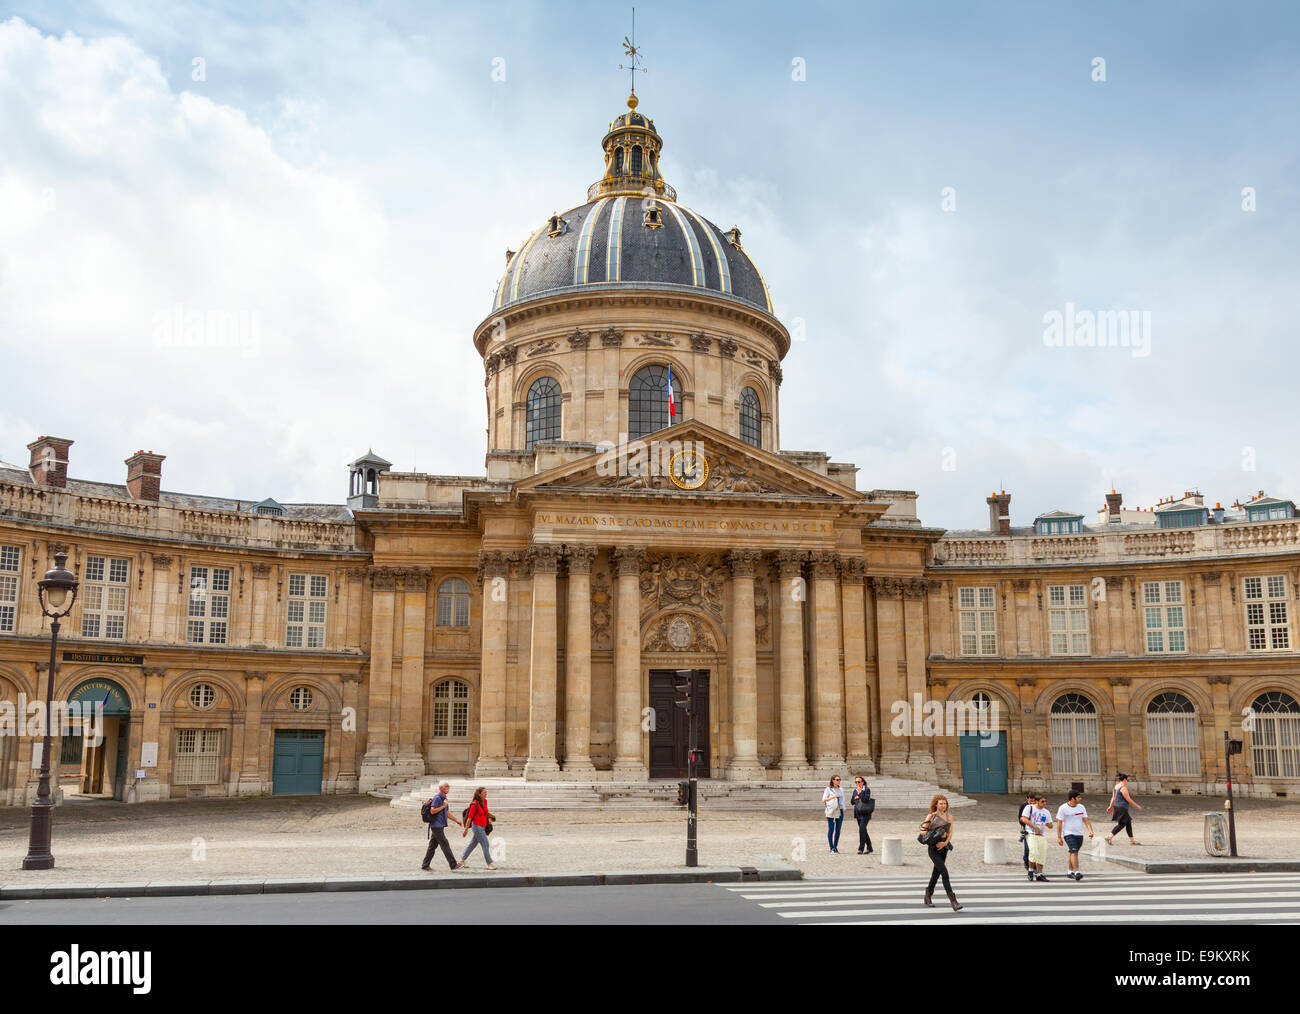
[272,730,325,795]
[960,732,1008,794]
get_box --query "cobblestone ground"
[0,793,1294,885]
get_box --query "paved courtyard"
[0,792,1293,886]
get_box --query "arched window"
[739,387,761,448]
[614,147,624,174]
[436,578,471,628]
[525,376,562,450]
[629,364,676,440]
[1250,691,1300,778]
[631,145,643,175]
[432,679,470,738]
[1050,693,1100,775]
[1145,692,1199,776]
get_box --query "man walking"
[421,781,462,872]
[1023,793,1053,882]
[1056,789,1094,881]
[1018,790,1035,871]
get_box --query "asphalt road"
[0,882,786,925]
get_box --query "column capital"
[808,551,839,580]
[773,549,807,577]
[564,544,598,575]
[152,553,173,569]
[839,556,868,582]
[1107,676,1132,687]
[728,548,762,578]
[1015,676,1038,687]
[34,661,49,673]
[613,545,646,577]
[370,566,399,590]
[1207,674,1231,686]
[476,549,514,584]
[244,670,268,682]
[1201,571,1222,585]
[341,671,364,684]
[142,666,167,679]
[395,566,432,591]
[527,544,562,574]
[251,562,273,577]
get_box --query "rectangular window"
[0,544,18,633]
[80,555,129,640]
[1245,575,1290,651]
[958,586,998,657]
[187,566,231,644]
[1142,580,1186,653]
[1048,584,1090,655]
[174,728,223,784]
[286,573,328,648]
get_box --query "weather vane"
[619,7,647,96]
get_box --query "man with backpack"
[420,781,462,872]
[1017,791,1035,871]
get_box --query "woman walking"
[920,794,962,911]
[1105,773,1143,845]
[822,775,845,854]
[851,775,874,855]
[456,786,497,870]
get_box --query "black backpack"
[420,799,434,823]
[463,800,494,836]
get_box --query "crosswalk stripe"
[727,873,1300,891]
[750,887,1300,906]
[758,889,1300,909]
[823,912,1300,926]
[777,899,1300,919]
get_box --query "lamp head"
[39,551,78,614]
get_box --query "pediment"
[513,421,861,501]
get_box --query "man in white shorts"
[1024,794,1053,882]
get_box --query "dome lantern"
[588,94,674,203]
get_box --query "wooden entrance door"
[648,670,710,778]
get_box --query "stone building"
[1,96,1297,804]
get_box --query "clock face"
[669,449,709,490]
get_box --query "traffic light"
[677,780,689,806]
[1227,738,1243,756]
[674,670,695,715]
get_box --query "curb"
[1104,855,1300,874]
[0,864,802,901]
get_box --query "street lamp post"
[22,551,78,871]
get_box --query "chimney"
[986,490,1011,536]
[1213,502,1225,524]
[125,450,166,501]
[27,436,73,488]
[1105,489,1122,522]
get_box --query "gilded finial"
[627,92,638,110]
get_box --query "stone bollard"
[881,836,903,866]
[984,836,1006,865]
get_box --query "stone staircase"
[376,775,975,812]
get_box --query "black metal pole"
[1224,731,1238,858]
[22,617,60,870]
[686,672,698,868]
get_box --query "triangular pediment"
[513,421,863,501]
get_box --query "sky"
[1,1,1297,529]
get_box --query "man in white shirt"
[1056,789,1094,881]
[1023,794,1053,882]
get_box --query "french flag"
[667,365,676,418]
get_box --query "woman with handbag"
[920,794,962,911]
[822,775,845,854]
[851,775,875,855]
[1105,773,1143,845]
[456,787,497,870]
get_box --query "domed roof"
[491,95,775,318]
[492,196,774,316]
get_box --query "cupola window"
[631,145,643,176]
[739,387,762,448]
[525,376,562,450]
[643,203,662,229]
[547,213,565,237]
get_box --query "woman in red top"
[457,787,497,870]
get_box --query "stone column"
[1016,677,1045,791]
[1109,676,1134,777]
[338,671,362,792]
[727,549,764,780]
[901,579,937,779]
[1106,576,1126,655]
[612,545,647,780]
[873,578,907,774]
[475,551,511,776]
[135,666,166,802]
[1203,572,1226,653]
[563,545,598,777]
[239,671,267,795]
[774,550,811,778]
[148,553,172,641]
[1208,675,1232,784]
[395,567,430,774]
[358,567,397,790]
[840,558,874,773]
[524,544,562,778]
[810,551,846,771]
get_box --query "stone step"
[378,775,975,811]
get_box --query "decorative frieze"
[643,613,717,653]
[640,552,726,621]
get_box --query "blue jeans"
[826,814,843,850]
[461,825,493,865]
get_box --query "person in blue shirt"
[421,781,463,871]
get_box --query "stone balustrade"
[932,518,1300,568]
[0,480,357,552]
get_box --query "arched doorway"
[67,677,131,800]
